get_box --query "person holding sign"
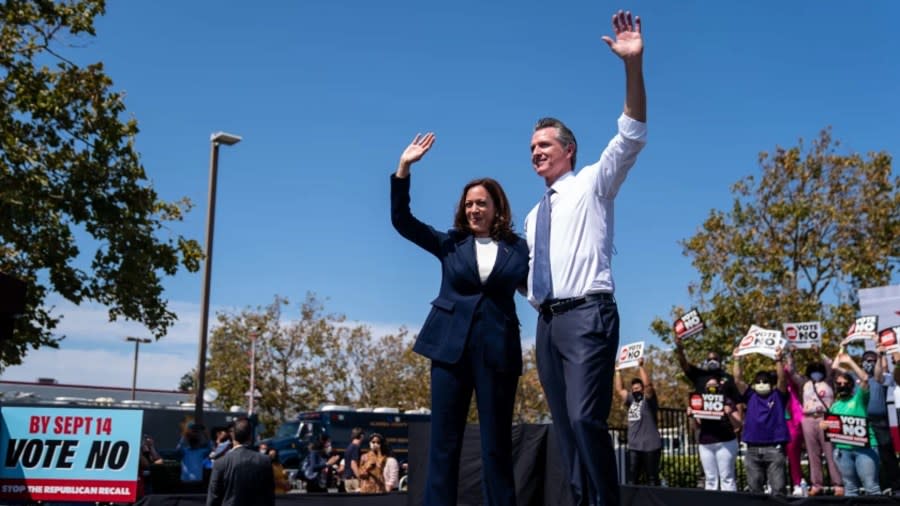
[732,347,790,495]
[860,348,900,495]
[687,376,742,491]
[826,352,880,496]
[786,346,844,496]
[614,357,662,486]
[674,335,741,404]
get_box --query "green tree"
[205,294,425,435]
[178,371,195,393]
[513,344,549,424]
[0,0,202,367]
[651,129,899,375]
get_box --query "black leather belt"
[540,293,615,316]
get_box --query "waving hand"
[396,133,436,178]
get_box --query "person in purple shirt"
[732,347,789,495]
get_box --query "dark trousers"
[424,331,519,506]
[627,449,661,486]
[870,415,900,491]
[536,298,620,506]
[744,444,786,495]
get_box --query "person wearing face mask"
[688,377,742,491]
[614,357,662,486]
[733,347,790,495]
[786,345,843,496]
[781,349,806,496]
[674,334,741,404]
[827,351,880,496]
[859,347,900,495]
[318,435,341,490]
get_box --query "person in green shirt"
[827,351,881,496]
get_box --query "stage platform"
[135,421,896,505]
[136,487,897,506]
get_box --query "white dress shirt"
[525,114,647,305]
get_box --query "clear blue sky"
[4,1,899,391]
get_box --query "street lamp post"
[248,331,257,415]
[194,131,242,424]
[125,337,152,401]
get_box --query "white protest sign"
[736,325,786,359]
[674,309,705,339]
[844,315,878,343]
[782,321,821,349]
[878,326,900,354]
[616,341,644,370]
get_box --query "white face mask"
[752,383,772,395]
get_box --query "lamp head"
[210,132,242,145]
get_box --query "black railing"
[612,407,843,493]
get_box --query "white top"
[525,114,647,305]
[475,237,498,283]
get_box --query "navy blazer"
[391,175,529,374]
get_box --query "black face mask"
[836,384,853,398]
[632,392,644,402]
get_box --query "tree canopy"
[652,128,899,373]
[203,293,555,432]
[0,0,202,367]
[204,294,432,434]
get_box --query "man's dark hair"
[350,427,365,441]
[534,117,578,171]
[862,350,878,361]
[233,417,253,445]
[630,378,643,387]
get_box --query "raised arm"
[836,352,869,387]
[785,346,806,391]
[602,10,645,122]
[774,348,787,393]
[639,357,655,399]
[873,346,886,384]
[391,133,445,257]
[732,349,748,395]
[894,351,900,385]
[613,369,628,402]
[673,335,692,375]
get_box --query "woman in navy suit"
[391,132,528,506]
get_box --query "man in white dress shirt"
[524,10,647,506]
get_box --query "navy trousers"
[424,330,519,506]
[536,298,620,506]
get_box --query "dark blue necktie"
[533,189,553,303]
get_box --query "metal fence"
[610,407,845,493]
[610,407,773,491]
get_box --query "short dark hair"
[534,117,577,171]
[233,417,253,445]
[862,350,878,361]
[453,178,517,242]
[351,427,365,441]
[805,362,826,378]
[630,378,643,387]
[753,371,775,385]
